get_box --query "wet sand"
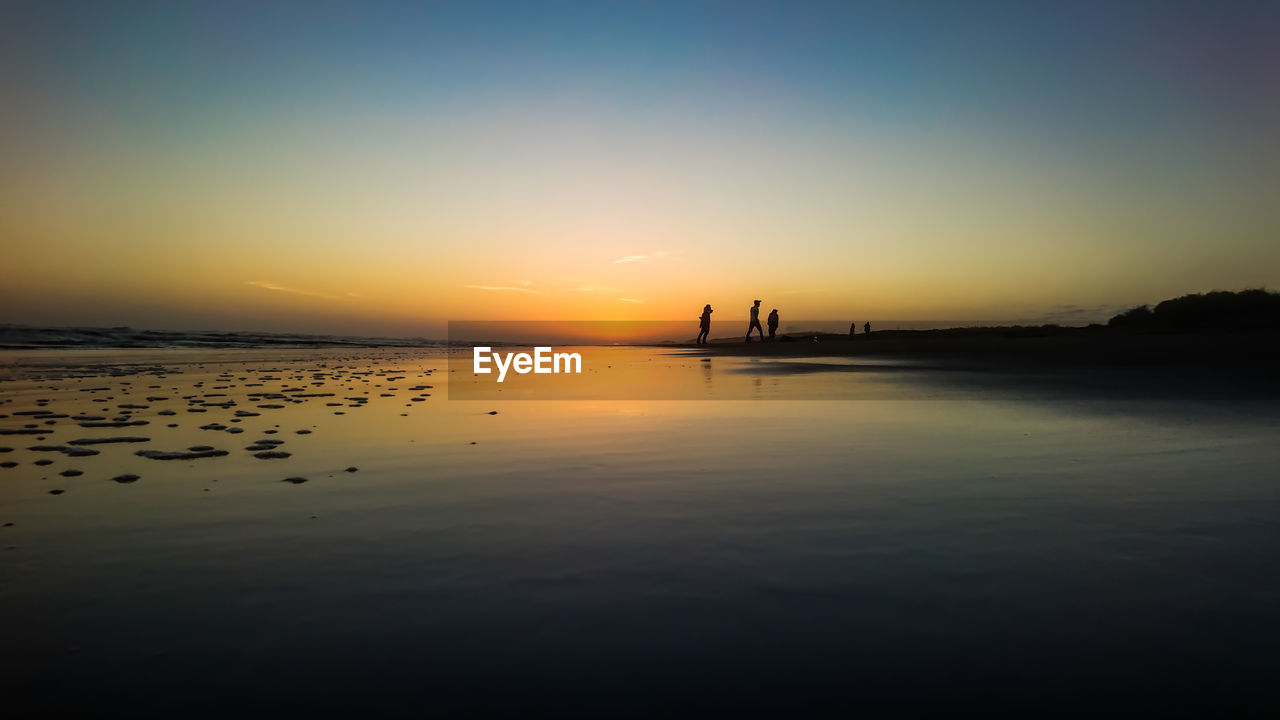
[0,348,443,496]
[3,346,1280,713]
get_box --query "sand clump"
[136,448,229,460]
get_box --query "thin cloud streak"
[246,281,342,300]
[613,251,679,265]
[1027,302,1122,324]
[619,297,644,303]
[464,285,543,295]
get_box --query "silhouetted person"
[697,304,713,344]
[849,322,856,337]
[745,300,764,342]
[767,308,779,340]
[864,321,871,335]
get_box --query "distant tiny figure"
[864,321,871,335]
[697,304,713,344]
[745,300,764,342]
[849,322,856,337]
[767,309,779,340]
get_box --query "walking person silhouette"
[697,304,713,344]
[767,308,779,341]
[745,300,764,342]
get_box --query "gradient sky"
[2,0,1277,336]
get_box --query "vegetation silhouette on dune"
[1108,289,1280,331]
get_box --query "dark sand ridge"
[673,327,1279,373]
[670,327,1280,403]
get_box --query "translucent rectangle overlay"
[447,320,996,400]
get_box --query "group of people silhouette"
[695,301,870,344]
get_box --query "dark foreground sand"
[3,345,1280,714]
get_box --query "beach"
[4,345,1280,713]
[6,0,1278,712]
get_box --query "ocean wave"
[0,325,441,349]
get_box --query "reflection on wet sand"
[2,346,1280,713]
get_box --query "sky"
[1,0,1277,336]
